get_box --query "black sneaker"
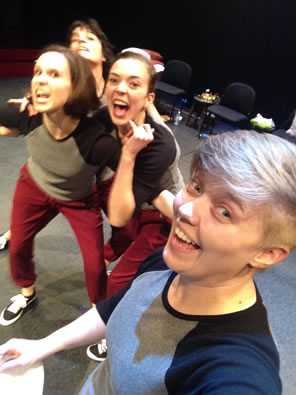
[86,339,108,361]
[0,292,36,326]
[0,234,9,253]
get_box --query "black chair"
[206,82,256,131]
[155,59,192,119]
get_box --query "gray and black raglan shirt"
[84,248,282,395]
[0,104,120,201]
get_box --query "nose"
[178,201,195,221]
[175,191,200,226]
[117,80,128,93]
[78,33,87,43]
[36,72,47,83]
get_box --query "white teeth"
[175,227,196,245]
[36,90,49,97]
[114,100,128,106]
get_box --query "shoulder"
[134,248,169,277]
[168,299,281,394]
[91,105,114,133]
[135,114,177,167]
[0,103,41,134]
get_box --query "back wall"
[0,0,294,126]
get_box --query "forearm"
[41,307,106,356]
[0,307,106,372]
[0,126,20,136]
[108,150,137,227]
[152,190,175,220]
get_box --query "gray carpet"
[0,78,295,395]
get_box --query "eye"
[189,179,201,193]
[217,207,232,219]
[34,69,41,76]
[130,81,140,89]
[108,77,118,84]
[50,71,59,77]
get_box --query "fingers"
[7,99,24,104]
[128,120,137,130]
[7,97,29,113]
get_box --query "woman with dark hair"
[0,18,115,251]
[67,18,114,99]
[0,45,120,326]
[85,50,183,361]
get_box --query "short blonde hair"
[191,130,296,249]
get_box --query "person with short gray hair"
[0,130,295,394]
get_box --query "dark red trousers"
[98,177,172,297]
[105,210,171,297]
[9,164,107,303]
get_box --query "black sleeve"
[72,117,120,173]
[132,119,176,212]
[92,105,115,134]
[0,103,41,134]
[96,248,168,324]
[91,133,121,174]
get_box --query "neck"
[43,111,80,140]
[168,274,257,316]
[89,62,105,97]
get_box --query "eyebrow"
[195,173,246,212]
[109,72,142,79]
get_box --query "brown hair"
[67,18,114,80]
[110,51,158,93]
[38,44,100,118]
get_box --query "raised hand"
[7,97,38,117]
[122,120,154,158]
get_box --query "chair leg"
[169,97,177,119]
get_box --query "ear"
[249,246,290,270]
[145,92,155,107]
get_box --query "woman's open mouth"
[113,100,129,118]
[173,226,200,251]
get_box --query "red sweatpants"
[9,164,107,303]
[105,210,172,297]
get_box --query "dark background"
[0,0,295,126]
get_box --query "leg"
[61,188,107,304]
[104,225,134,264]
[10,165,58,289]
[0,165,59,326]
[97,175,134,263]
[107,211,171,297]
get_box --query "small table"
[186,95,218,137]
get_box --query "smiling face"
[70,27,105,65]
[31,51,72,114]
[163,170,266,286]
[105,58,155,128]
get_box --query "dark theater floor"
[0,77,295,395]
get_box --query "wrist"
[121,147,137,162]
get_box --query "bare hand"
[122,120,154,158]
[0,338,45,373]
[7,97,38,117]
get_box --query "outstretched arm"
[8,97,38,117]
[0,307,106,373]
[152,190,175,220]
[0,126,20,136]
[108,121,154,227]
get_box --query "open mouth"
[78,46,89,52]
[34,90,50,103]
[113,100,129,118]
[174,226,200,250]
